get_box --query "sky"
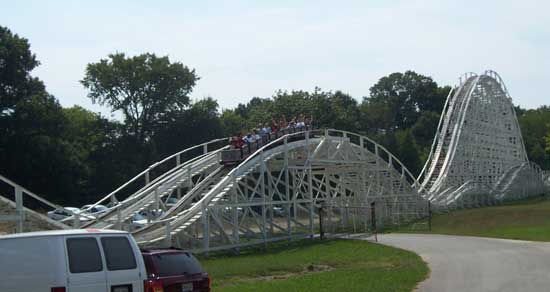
[2,0,549,118]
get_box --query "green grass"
[395,196,550,241]
[201,239,428,292]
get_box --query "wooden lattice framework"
[418,71,547,208]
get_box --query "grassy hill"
[397,196,550,241]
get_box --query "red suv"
[142,249,211,292]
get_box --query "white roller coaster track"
[0,128,427,252]
[132,129,425,251]
[79,138,228,229]
[2,70,548,252]
[0,138,228,232]
[418,70,548,209]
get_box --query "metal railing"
[83,138,227,211]
[0,174,79,231]
[0,138,228,233]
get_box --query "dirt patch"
[0,222,14,235]
[219,264,334,287]
[260,264,333,281]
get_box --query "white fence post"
[165,222,172,247]
[145,170,150,185]
[15,187,24,233]
[202,203,209,253]
[72,211,80,229]
[116,205,122,230]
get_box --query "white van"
[0,229,146,292]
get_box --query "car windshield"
[82,205,107,211]
[133,213,146,221]
[151,252,204,277]
[65,207,80,213]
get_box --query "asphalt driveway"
[364,234,550,292]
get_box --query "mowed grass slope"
[201,239,428,292]
[400,197,550,241]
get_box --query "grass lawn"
[395,196,550,241]
[201,238,428,292]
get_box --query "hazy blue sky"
[2,0,549,117]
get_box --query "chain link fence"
[318,197,432,240]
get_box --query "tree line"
[1,26,549,205]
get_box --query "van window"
[152,252,203,276]
[67,238,103,273]
[101,237,137,271]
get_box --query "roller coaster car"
[220,149,244,166]
[220,126,315,166]
[220,139,261,166]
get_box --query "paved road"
[365,234,550,292]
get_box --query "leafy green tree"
[359,97,392,134]
[394,129,422,175]
[60,106,134,202]
[81,53,199,143]
[220,110,246,135]
[517,106,550,169]
[86,123,152,201]
[62,106,105,157]
[327,91,360,132]
[270,89,323,119]
[0,26,118,205]
[529,143,546,166]
[235,89,331,130]
[0,26,45,113]
[364,71,449,131]
[152,98,224,159]
[514,106,526,117]
[238,97,274,129]
[241,88,360,132]
[269,90,309,120]
[0,92,90,203]
[0,26,84,203]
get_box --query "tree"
[270,89,318,120]
[81,53,199,143]
[517,106,550,169]
[394,129,422,175]
[152,98,224,158]
[62,106,106,156]
[327,91,360,132]
[359,97,393,134]
[220,110,246,135]
[0,26,45,114]
[264,87,360,131]
[238,97,274,129]
[529,143,546,167]
[86,121,151,201]
[0,92,91,203]
[0,26,123,204]
[0,26,86,203]
[234,89,329,130]
[364,71,449,130]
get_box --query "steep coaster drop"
[417,70,547,209]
